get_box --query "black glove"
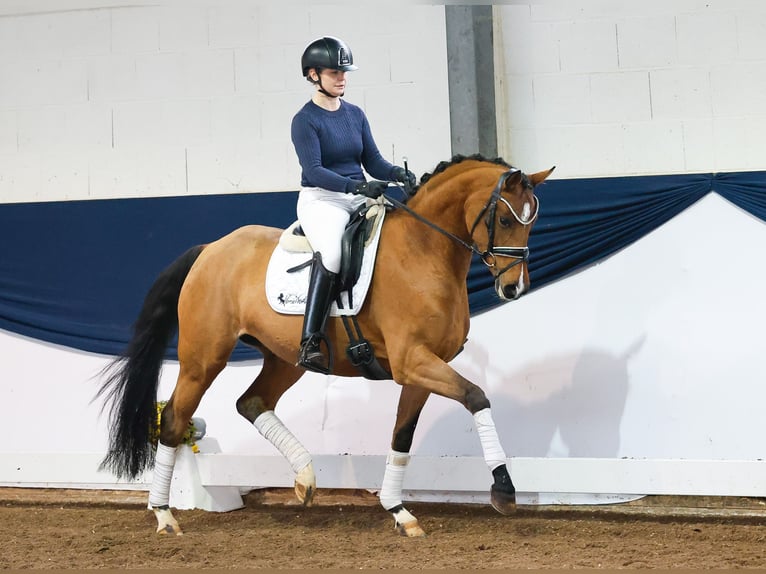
[352,180,388,199]
[392,166,417,189]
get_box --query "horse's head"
[469,164,555,301]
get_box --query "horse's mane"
[418,154,513,188]
[413,153,531,199]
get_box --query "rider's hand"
[392,166,416,189]
[352,180,388,199]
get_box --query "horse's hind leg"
[235,348,315,505]
[150,345,231,535]
[380,385,430,537]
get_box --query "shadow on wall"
[415,336,646,458]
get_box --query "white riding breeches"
[296,186,367,274]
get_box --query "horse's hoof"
[294,463,316,507]
[396,519,427,537]
[490,484,517,515]
[153,507,183,536]
[297,483,315,507]
[157,523,184,536]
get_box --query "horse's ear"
[504,169,523,189]
[529,166,556,187]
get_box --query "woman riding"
[291,36,415,374]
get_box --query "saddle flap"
[339,204,384,292]
[265,204,386,318]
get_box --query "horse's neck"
[406,187,471,240]
[393,192,474,274]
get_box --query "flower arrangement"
[152,401,200,453]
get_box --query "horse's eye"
[499,216,511,228]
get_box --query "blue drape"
[1,171,765,359]
[0,193,297,359]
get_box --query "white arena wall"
[2,1,766,507]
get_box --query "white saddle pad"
[265,205,386,316]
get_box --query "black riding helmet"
[301,36,358,77]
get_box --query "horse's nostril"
[504,283,526,300]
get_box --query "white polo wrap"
[379,449,411,511]
[148,442,177,508]
[473,407,507,471]
[253,410,312,473]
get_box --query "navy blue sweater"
[291,99,396,193]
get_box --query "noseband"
[383,168,539,278]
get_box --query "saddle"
[274,202,391,380]
[287,203,380,298]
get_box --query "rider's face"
[313,68,347,97]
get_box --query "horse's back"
[181,224,281,318]
[197,224,280,265]
[213,223,283,248]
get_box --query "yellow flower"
[152,400,199,453]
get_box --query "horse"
[97,154,554,537]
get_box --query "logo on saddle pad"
[265,204,386,317]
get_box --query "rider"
[291,36,415,374]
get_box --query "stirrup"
[298,335,331,374]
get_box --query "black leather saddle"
[290,203,381,297]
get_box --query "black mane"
[418,154,514,188]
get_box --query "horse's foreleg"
[381,386,430,537]
[473,407,516,514]
[236,352,315,505]
[397,350,516,516]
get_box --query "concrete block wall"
[495,0,766,178]
[0,2,450,203]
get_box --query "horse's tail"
[96,244,205,479]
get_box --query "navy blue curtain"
[2,171,765,359]
[0,192,297,360]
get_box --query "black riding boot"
[298,252,338,374]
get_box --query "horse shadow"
[415,336,646,459]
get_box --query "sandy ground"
[2,487,766,569]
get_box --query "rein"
[383,169,538,277]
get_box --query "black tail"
[96,245,205,479]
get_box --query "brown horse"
[98,154,554,537]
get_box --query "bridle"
[469,169,539,275]
[383,168,539,277]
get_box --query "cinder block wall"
[495,1,766,178]
[0,3,451,202]
[4,1,765,199]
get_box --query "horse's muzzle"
[495,275,527,301]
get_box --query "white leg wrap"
[379,450,410,511]
[148,443,177,508]
[473,407,507,471]
[253,411,312,473]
